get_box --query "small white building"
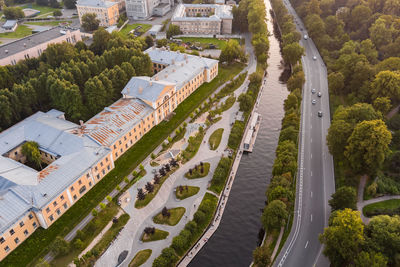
[2,20,18,32]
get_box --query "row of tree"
[0,28,153,130]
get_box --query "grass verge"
[153,207,186,226]
[0,25,32,38]
[25,20,71,26]
[178,37,240,50]
[141,229,169,242]
[119,23,152,37]
[209,128,224,150]
[181,129,205,163]
[363,199,400,217]
[129,249,152,267]
[184,162,210,179]
[175,186,200,200]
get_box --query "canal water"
[189,0,289,266]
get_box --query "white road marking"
[310,138,312,143]
[311,171,313,176]
[305,241,309,249]
[311,191,313,198]
[310,124,312,129]
[311,154,312,159]
[311,214,313,222]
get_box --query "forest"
[0,28,153,131]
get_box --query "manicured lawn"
[179,37,240,50]
[119,23,152,37]
[363,199,400,217]
[184,162,210,179]
[141,229,169,242]
[21,3,61,17]
[135,166,179,208]
[153,207,186,226]
[175,186,200,200]
[209,128,224,150]
[181,130,205,163]
[2,63,244,267]
[209,157,232,195]
[0,25,32,38]
[129,249,152,267]
[25,20,71,26]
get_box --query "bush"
[73,238,84,250]
[52,236,70,257]
[92,209,98,216]
[228,121,245,149]
[99,203,106,209]
[209,157,232,194]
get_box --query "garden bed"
[141,229,169,242]
[129,249,152,267]
[153,207,186,226]
[184,162,210,179]
[175,186,200,200]
[209,128,224,150]
[363,199,400,217]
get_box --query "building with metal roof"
[171,4,233,34]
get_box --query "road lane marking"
[311,171,313,176]
[305,241,309,248]
[310,124,312,129]
[311,154,312,159]
[311,214,313,222]
[310,138,312,143]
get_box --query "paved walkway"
[357,195,400,224]
[271,227,285,261]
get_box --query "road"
[273,1,335,267]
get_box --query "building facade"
[0,27,82,66]
[76,0,120,27]
[125,0,172,19]
[0,49,218,261]
[171,4,233,35]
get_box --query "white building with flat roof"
[125,0,172,19]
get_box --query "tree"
[161,206,170,217]
[42,42,77,68]
[287,70,305,92]
[3,6,25,19]
[328,72,345,94]
[166,24,181,39]
[261,200,288,231]
[354,251,387,267]
[137,188,146,200]
[52,236,70,256]
[145,182,154,193]
[253,245,271,267]
[53,10,62,17]
[345,120,392,173]
[84,77,107,116]
[64,0,76,8]
[371,71,400,103]
[282,43,305,66]
[21,141,42,169]
[373,97,391,115]
[81,13,100,32]
[319,209,364,267]
[360,39,378,64]
[153,247,178,267]
[144,227,155,235]
[284,93,298,111]
[279,126,298,145]
[144,35,154,48]
[328,186,357,211]
[156,38,168,48]
[238,93,253,112]
[219,39,245,64]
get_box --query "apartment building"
[125,0,172,19]
[171,4,233,35]
[76,0,120,27]
[0,27,82,66]
[0,49,218,261]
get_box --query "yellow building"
[0,49,218,261]
[76,0,120,27]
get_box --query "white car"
[304,35,308,40]
[312,99,316,105]
[318,92,322,97]
[313,56,317,60]
[311,88,316,94]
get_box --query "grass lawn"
[153,207,186,226]
[184,162,210,179]
[22,3,61,17]
[2,63,244,267]
[0,25,32,38]
[141,229,169,242]
[150,161,160,167]
[119,23,152,37]
[181,130,205,163]
[175,186,200,200]
[135,166,179,208]
[209,128,224,150]
[129,249,152,267]
[363,199,400,217]
[179,37,240,50]
[25,20,71,26]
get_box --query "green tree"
[328,72,345,94]
[238,93,253,112]
[261,200,288,231]
[52,236,70,256]
[21,141,42,168]
[253,245,271,267]
[219,39,246,64]
[279,126,298,145]
[284,93,298,111]
[326,119,353,159]
[166,24,181,39]
[354,251,388,267]
[282,43,305,66]
[42,42,77,68]
[53,10,62,17]
[81,13,100,32]
[371,70,400,102]
[345,120,392,173]
[373,97,391,115]
[287,70,305,92]
[319,209,364,267]
[360,39,378,64]
[3,6,24,19]
[64,0,76,8]
[145,35,154,48]
[328,186,357,211]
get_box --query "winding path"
[357,195,400,224]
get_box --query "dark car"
[318,111,323,117]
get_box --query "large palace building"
[0,48,218,261]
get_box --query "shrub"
[106,195,112,202]
[73,238,84,250]
[99,203,106,209]
[52,236,70,256]
[91,209,98,216]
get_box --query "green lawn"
[135,166,178,209]
[363,199,400,217]
[141,229,169,242]
[179,37,241,50]
[21,3,61,17]
[209,128,224,150]
[129,249,152,267]
[181,130,205,163]
[119,23,152,37]
[0,24,32,38]
[25,20,71,26]
[153,207,186,226]
[1,63,244,267]
[175,186,200,200]
[184,162,210,179]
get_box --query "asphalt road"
[273,1,335,267]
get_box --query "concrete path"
[358,175,367,203]
[357,195,400,224]
[271,227,285,261]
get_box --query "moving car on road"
[318,111,323,117]
[313,56,317,60]
[312,99,316,105]
[304,34,308,40]
[311,88,316,94]
[318,92,322,97]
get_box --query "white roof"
[172,4,233,22]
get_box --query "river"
[188,0,289,266]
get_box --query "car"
[311,88,316,94]
[312,99,316,105]
[313,56,317,60]
[318,111,323,117]
[318,92,322,97]
[304,34,308,40]
[300,28,303,31]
